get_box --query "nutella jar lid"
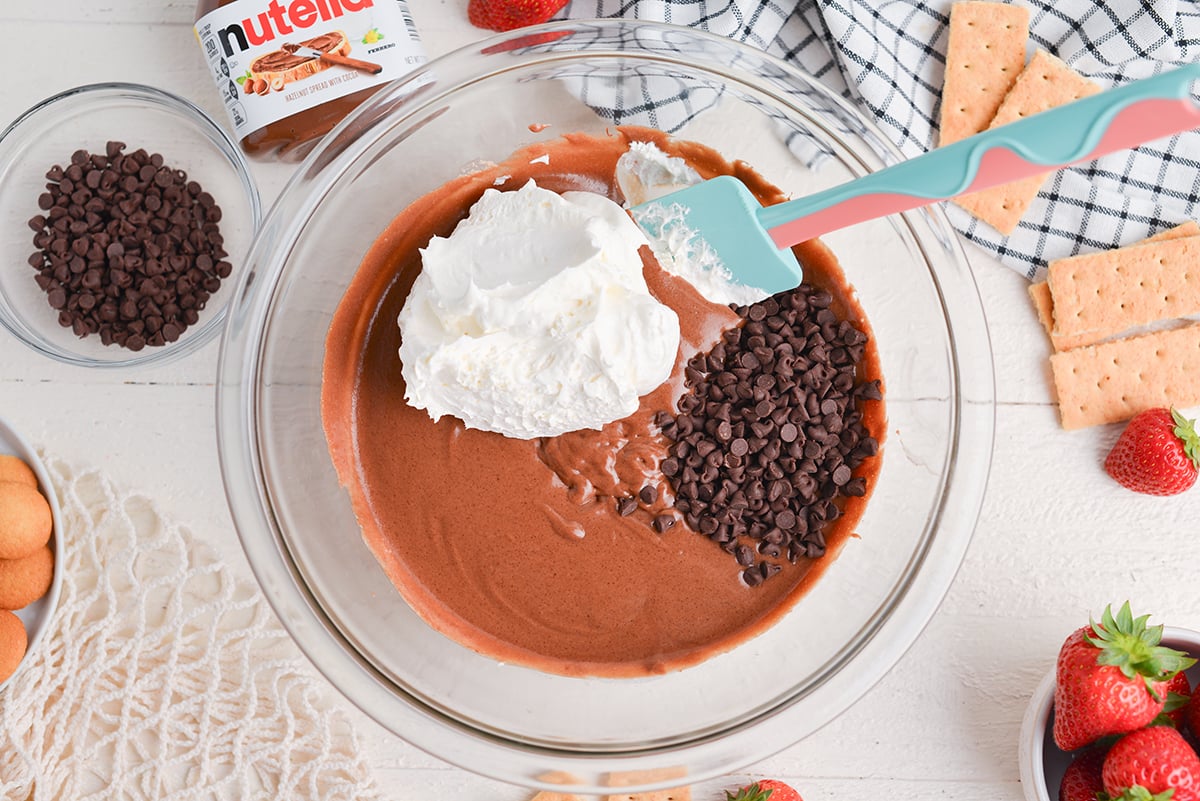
[194,0,426,159]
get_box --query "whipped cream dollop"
[615,140,701,207]
[397,180,680,439]
[616,142,771,308]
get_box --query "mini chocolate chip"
[26,145,228,351]
[843,477,868,497]
[657,282,881,586]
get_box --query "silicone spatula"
[631,64,1200,296]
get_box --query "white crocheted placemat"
[0,459,382,801]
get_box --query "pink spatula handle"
[760,65,1200,246]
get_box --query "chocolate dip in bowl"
[217,20,995,794]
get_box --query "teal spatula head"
[631,175,803,300]
[633,64,1200,299]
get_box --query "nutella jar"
[194,0,426,159]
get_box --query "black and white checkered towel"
[563,0,1200,279]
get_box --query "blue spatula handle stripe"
[760,64,1200,248]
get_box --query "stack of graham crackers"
[1029,224,1200,429]
[940,2,1200,429]
[939,2,1101,234]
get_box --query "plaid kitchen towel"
[562,0,1200,279]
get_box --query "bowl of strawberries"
[1020,603,1200,801]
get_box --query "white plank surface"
[2,4,1199,800]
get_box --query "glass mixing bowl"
[217,20,995,793]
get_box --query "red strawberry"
[1053,602,1196,751]
[1104,408,1200,496]
[1102,726,1200,801]
[1105,789,1179,801]
[1060,746,1108,801]
[1188,692,1200,739]
[467,0,568,31]
[726,780,803,801]
[1157,671,1194,728]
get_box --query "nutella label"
[195,0,425,140]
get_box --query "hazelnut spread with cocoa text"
[194,0,426,159]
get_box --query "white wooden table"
[1,3,1197,799]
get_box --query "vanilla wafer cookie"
[954,49,1101,234]
[0,456,37,489]
[0,545,53,610]
[0,609,26,683]
[1050,322,1200,429]
[0,481,52,560]
[939,2,1029,146]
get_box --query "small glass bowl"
[0,82,260,368]
[1019,626,1200,801]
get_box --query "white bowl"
[1018,625,1200,801]
[0,417,64,691]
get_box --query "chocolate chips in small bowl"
[0,83,260,367]
[27,143,230,353]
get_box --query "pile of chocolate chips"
[26,141,230,351]
[657,284,881,587]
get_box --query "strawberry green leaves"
[1087,602,1197,700]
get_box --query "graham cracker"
[1028,222,1200,351]
[1027,281,1094,350]
[939,1,1030,146]
[954,49,1101,234]
[603,768,691,801]
[1144,220,1199,240]
[1047,234,1200,342]
[602,790,690,801]
[1050,322,1200,429]
[532,770,585,801]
